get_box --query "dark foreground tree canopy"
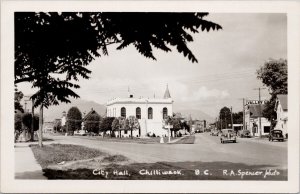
[15,12,222,108]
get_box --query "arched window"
[163,107,168,119]
[148,107,153,119]
[136,107,141,119]
[121,107,126,118]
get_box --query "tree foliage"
[14,87,24,113]
[84,111,101,134]
[232,111,243,124]
[22,113,39,131]
[53,119,62,132]
[15,12,222,108]
[66,106,82,133]
[111,117,121,138]
[15,112,23,131]
[99,117,115,136]
[125,116,140,138]
[256,59,287,126]
[218,106,231,129]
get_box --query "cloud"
[181,86,230,102]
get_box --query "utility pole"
[243,98,245,130]
[254,87,266,138]
[230,106,233,130]
[238,98,246,130]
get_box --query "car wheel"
[233,140,236,143]
[271,138,273,142]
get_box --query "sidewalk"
[15,142,47,179]
[237,137,287,148]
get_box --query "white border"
[1,1,299,193]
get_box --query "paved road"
[48,133,287,169]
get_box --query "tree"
[66,107,82,134]
[22,113,39,131]
[126,116,140,138]
[53,119,62,133]
[15,12,221,108]
[219,106,231,129]
[111,117,121,138]
[232,111,243,124]
[15,112,23,132]
[170,117,182,137]
[15,12,222,146]
[84,111,101,134]
[14,87,24,113]
[99,117,115,137]
[256,59,287,128]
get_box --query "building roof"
[277,94,288,111]
[82,108,100,121]
[107,97,173,106]
[247,104,265,118]
[163,85,171,99]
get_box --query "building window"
[163,107,168,119]
[125,130,128,134]
[121,107,126,118]
[148,107,153,119]
[136,107,141,119]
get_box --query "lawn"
[173,135,195,144]
[30,144,108,168]
[72,135,180,144]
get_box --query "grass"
[73,135,180,144]
[173,135,195,144]
[30,144,107,168]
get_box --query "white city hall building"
[106,86,173,137]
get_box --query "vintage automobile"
[220,129,237,143]
[269,130,284,142]
[210,129,219,136]
[238,130,251,138]
[74,129,87,136]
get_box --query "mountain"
[175,109,215,123]
[44,99,106,122]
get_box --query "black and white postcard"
[1,0,299,193]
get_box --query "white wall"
[107,100,173,137]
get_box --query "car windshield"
[273,130,282,133]
[222,129,234,133]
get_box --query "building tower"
[163,84,171,99]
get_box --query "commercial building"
[244,102,271,136]
[274,94,288,137]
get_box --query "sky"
[18,13,287,118]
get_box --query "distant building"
[274,94,288,137]
[61,111,67,126]
[245,103,271,136]
[82,108,100,131]
[106,85,173,137]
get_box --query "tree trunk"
[38,105,43,147]
[119,131,121,138]
[30,99,34,141]
[131,129,133,139]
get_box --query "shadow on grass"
[42,161,287,180]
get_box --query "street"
[49,132,287,170]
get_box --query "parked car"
[220,129,237,143]
[269,130,284,142]
[239,130,251,138]
[74,130,87,136]
[210,130,219,136]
